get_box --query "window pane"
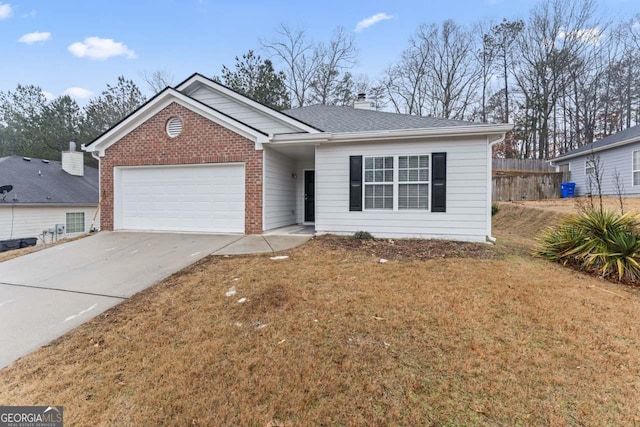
[399,184,428,210]
[375,185,383,197]
[385,170,393,182]
[409,156,419,168]
[419,156,429,168]
[399,170,407,181]
[635,171,640,186]
[373,170,382,182]
[385,157,393,168]
[634,152,640,171]
[365,186,373,197]
[375,157,383,168]
[399,156,407,168]
[409,169,419,181]
[365,171,373,182]
[365,157,373,169]
[365,197,373,209]
[420,169,428,181]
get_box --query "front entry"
[304,170,315,222]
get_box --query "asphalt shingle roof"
[0,156,98,205]
[282,104,475,133]
[554,124,640,160]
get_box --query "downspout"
[486,134,506,243]
[89,150,101,232]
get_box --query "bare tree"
[612,169,625,214]
[140,69,175,94]
[586,153,604,214]
[261,25,322,107]
[309,26,358,105]
[419,21,481,120]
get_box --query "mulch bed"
[314,235,503,261]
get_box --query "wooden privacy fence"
[492,158,555,173]
[492,172,563,201]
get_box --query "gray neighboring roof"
[554,124,640,161]
[0,156,98,205]
[282,104,476,133]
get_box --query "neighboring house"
[0,147,99,242]
[552,124,640,196]
[83,73,512,243]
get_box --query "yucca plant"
[536,210,640,283]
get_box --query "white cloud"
[67,37,136,60]
[0,2,12,19]
[23,9,37,18]
[557,27,604,46]
[41,91,54,101]
[63,87,93,99]
[355,13,393,33]
[18,31,51,44]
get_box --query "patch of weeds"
[353,231,374,240]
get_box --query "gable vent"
[166,117,183,138]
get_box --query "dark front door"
[304,170,315,222]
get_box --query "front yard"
[1,207,639,425]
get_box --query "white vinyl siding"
[264,147,297,230]
[633,151,640,186]
[564,141,640,196]
[66,212,85,233]
[190,86,301,135]
[114,164,245,233]
[315,137,489,242]
[0,206,97,241]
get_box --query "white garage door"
[115,164,245,233]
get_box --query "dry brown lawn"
[1,212,640,425]
[510,196,640,215]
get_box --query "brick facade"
[99,102,263,234]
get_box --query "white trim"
[487,134,506,243]
[177,74,320,134]
[632,150,640,187]
[362,154,432,212]
[83,89,269,156]
[270,124,513,145]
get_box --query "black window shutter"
[431,152,446,212]
[349,156,363,211]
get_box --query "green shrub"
[353,231,374,240]
[491,203,499,216]
[536,210,640,282]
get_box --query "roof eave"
[553,135,640,162]
[269,124,513,145]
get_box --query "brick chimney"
[354,93,374,110]
[61,141,84,176]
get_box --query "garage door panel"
[116,164,245,233]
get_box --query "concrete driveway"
[0,231,311,369]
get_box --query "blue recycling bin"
[560,182,576,198]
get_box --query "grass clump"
[536,210,640,283]
[491,203,499,216]
[353,231,374,240]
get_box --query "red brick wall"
[99,102,263,234]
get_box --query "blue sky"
[0,0,638,102]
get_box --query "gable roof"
[282,104,476,133]
[0,156,98,205]
[176,73,321,134]
[83,87,270,155]
[553,124,640,161]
